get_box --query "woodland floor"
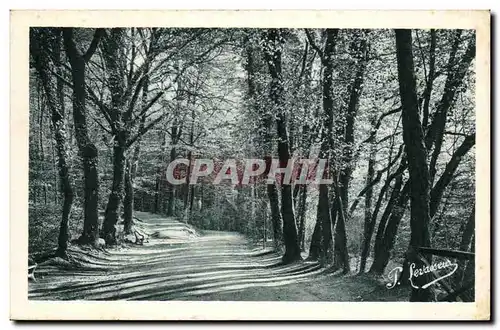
[28,212,409,301]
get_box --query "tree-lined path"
[29,212,328,301]
[28,27,476,302]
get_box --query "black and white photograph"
[10,10,491,320]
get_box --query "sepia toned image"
[10,10,490,320]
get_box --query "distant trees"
[262,29,301,263]
[394,29,433,301]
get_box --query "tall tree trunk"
[123,159,133,234]
[373,181,409,274]
[462,234,475,301]
[245,37,284,250]
[123,113,146,232]
[454,206,475,286]
[314,29,339,263]
[371,30,468,282]
[183,105,196,222]
[262,192,268,249]
[359,120,377,273]
[122,32,150,229]
[51,127,59,205]
[304,29,338,262]
[332,181,350,273]
[103,141,126,244]
[101,28,128,245]
[422,29,436,130]
[183,150,193,223]
[154,174,161,213]
[30,28,75,256]
[369,173,406,274]
[38,83,47,206]
[267,183,283,249]
[297,185,307,251]
[333,31,368,272]
[156,131,167,215]
[166,122,179,217]
[263,29,301,263]
[308,219,322,260]
[395,29,432,302]
[62,28,103,245]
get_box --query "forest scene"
[28,27,476,302]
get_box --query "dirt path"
[29,212,407,301]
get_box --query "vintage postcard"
[10,10,490,320]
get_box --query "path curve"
[28,212,324,301]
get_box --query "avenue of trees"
[29,27,476,301]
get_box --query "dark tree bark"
[122,30,151,230]
[154,130,168,214]
[369,134,475,275]
[369,163,407,274]
[339,33,369,209]
[308,218,322,261]
[422,29,436,129]
[371,180,409,274]
[102,140,126,244]
[461,234,475,301]
[459,206,476,252]
[154,174,161,213]
[333,31,368,272]
[30,28,75,256]
[454,206,475,286]
[166,121,180,216]
[267,183,283,249]
[317,29,339,263]
[165,66,185,217]
[101,28,129,245]
[123,159,133,234]
[304,29,338,263]
[297,185,308,251]
[183,102,197,222]
[332,181,350,274]
[294,40,316,251]
[426,33,475,184]
[246,36,284,249]
[123,111,146,232]
[316,183,333,264]
[62,28,104,245]
[348,145,403,217]
[358,117,377,273]
[37,80,47,206]
[263,29,301,263]
[395,29,432,302]
[429,134,475,217]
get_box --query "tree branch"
[85,84,115,132]
[83,28,106,62]
[430,133,475,217]
[127,113,168,149]
[359,107,402,145]
[305,29,324,64]
[348,145,404,215]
